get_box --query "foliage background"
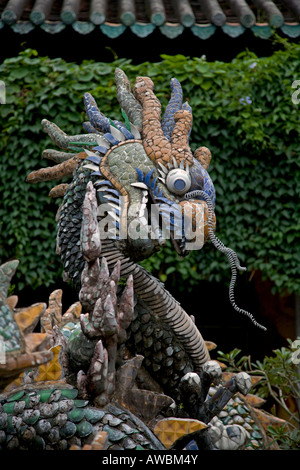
[0,42,299,298]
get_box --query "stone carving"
[0,69,282,451]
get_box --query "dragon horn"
[83,93,111,133]
[133,76,194,168]
[133,76,172,167]
[170,108,194,166]
[161,78,183,141]
[115,68,143,131]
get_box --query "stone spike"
[205,341,217,351]
[91,296,104,330]
[99,256,110,282]
[88,339,109,396]
[108,279,117,312]
[77,370,88,398]
[79,259,102,312]
[172,156,178,168]
[102,294,118,336]
[40,290,63,334]
[80,312,98,339]
[62,301,82,323]
[110,260,121,286]
[158,161,168,174]
[131,182,148,190]
[81,181,101,262]
[115,68,143,131]
[118,274,134,332]
[52,325,67,352]
[115,355,144,397]
[0,260,19,298]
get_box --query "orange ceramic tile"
[154,418,207,449]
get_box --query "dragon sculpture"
[0,70,284,451]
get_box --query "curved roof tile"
[0,0,299,38]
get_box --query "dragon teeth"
[83,163,99,172]
[107,201,120,211]
[107,210,120,221]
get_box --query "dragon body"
[32,70,221,393]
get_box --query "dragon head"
[26,68,266,331]
[82,70,216,262]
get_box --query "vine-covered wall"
[0,43,299,299]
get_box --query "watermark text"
[0,80,6,104]
[97,199,206,250]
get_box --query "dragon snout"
[178,199,216,252]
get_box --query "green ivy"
[0,44,300,295]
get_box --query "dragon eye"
[166,169,191,196]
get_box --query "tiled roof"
[0,0,299,39]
